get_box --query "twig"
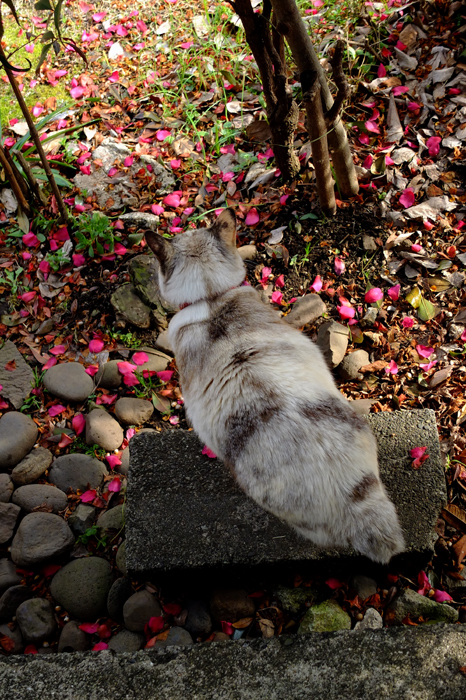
[15,151,48,206]
[325,41,350,128]
[0,144,30,215]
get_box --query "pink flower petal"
[108,476,121,492]
[326,578,343,590]
[92,11,107,21]
[22,232,39,247]
[73,254,86,267]
[402,317,414,329]
[123,156,133,167]
[399,188,415,208]
[426,136,441,157]
[48,404,66,417]
[132,352,149,365]
[81,489,97,503]
[117,361,137,376]
[85,365,99,377]
[365,121,380,134]
[245,208,260,226]
[92,642,109,651]
[43,357,57,371]
[309,275,323,293]
[407,102,421,112]
[410,446,427,459]
[106,454,122,470]
[420,360,437,371]
[79,622,99,634]
[334,257,345,275]
[50,345,66,356]
[387,284,400,301]
[89,338,104,353]
[72,413,85,435]
[108,167,119,177]
[202,445,217,458]
[365,287,383,303]
[377,63,386,78]
[163,193,181,208]
[70,86,85,99]
[385,360,398,375]
[151,204,164,215]
[416,345,434,359]
[21,291,36,303]
[170,159,181,169]
[157,370,174,383]
[392,85,410,96]
[337,305,355,319]
[275,274,285,289]
[156,129,171,142]
[432,589,453,603]
[271,290,283,304]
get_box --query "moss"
[0,19,70,124]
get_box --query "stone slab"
[0,625,466,699]
[0,340,33,409]
[126,410,446,576]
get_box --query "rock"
[164,627,193,647]
[123,590,161,632]
[210,589,256,624]
[107,577,132,623]
[11,447,53,486]
[350,575,377,601]
[114,398,154,426]
[154,330,173,355]
[0,474,14,503]
[0,412,38,471]
[116,447,130,476]
[111,284,151,329]
[43,362,94,403]
[95,361,122,390]
[285,295,327,329]
[362,235,378,251]
[385,589,458,625]
[133,347,171,374]
[184,600,212,638]
[16,598,56,644]
[50,557,113,621]
[338,350,370,381]
[0,622,23,653]
[129,255,169,311]
[298,600,351,633]
[92,139,131,170]
[49,453,108,493]
[0,585,33,621]
[108,629,145,652]
[116,541,127,574]
[274,586,316,614]
[0,559,22,593]
[68,504,95,536]
[119,212,160,230]
[10,513,74,567]
[362,307,378,327]
[97,504,124,535]
[316,321,349,368]
[12,485,67,514]
[354,608,383,630]
[58,620,90,652]
[0,341,34,409]
[238,245,257,261]
[0,503,20,544]
[211,632,230,642]
[85,409,124,452]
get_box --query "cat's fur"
[146,208,405,563]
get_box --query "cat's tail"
[350,490,405,564]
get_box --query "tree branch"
[325,40,350,128]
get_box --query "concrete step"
[0,625,465,700]
[126,409,446,577]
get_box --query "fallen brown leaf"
[453,535,466,569]
[442,505,466,535]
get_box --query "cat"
[145,208,405,564]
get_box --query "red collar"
[179,279,249,311]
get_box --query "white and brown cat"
[145,208,405,563]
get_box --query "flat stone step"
[0,625,465,699]
[126,409,446,577]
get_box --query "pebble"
[133,348,171,374]
[68,504,96,536]
[12,485,68,514]
[114,398,154,425]
[116,541,127,575]
[16,598,57,644]
[354,607,383,630]
[0,412,38,470]
[209,589,256,624]
[154,330,173,355]
[116,447,130,475]
[362,235,378,251]
[316,321,349,368]
[95,360,122,390]
[285,294,327,329]
[338,350,370,382]
[0,474,13,503]
[298,599,352,633]
[107,577,132,623]
[0,585,33,621]
[86,409,124,451]
[274,586,316,614]
[159,627,193,648]
[0,558,22,593]
[10,512,74,567]
[211,632,230,642]
[385,589,459,625]
[50,557,113,621]
[0,340,34,409]
[123,590,162,632]
[0,502,21,544]
[43,362,94,403]
[0,622,23,653]
[108,629,145,652]
[350,574,377,601]
[97,504,124,535]
[11,447,53,486]
[49,453,108,493]
[58,620,90,652]
[184,600,212,638]
[110,284,152,329]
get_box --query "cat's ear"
[145,231,173,274]
[210,208,237,248]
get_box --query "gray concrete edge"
[0,624,466,700]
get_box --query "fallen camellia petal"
[202,445,217,459]
[92,642,109,651]
[426,136,441,157]
[334,257,345,275]
[108,476,121,492]
[156,129,171,141]
[309,275,323,293]
[326,578,343,590]
[337,305,355,320]
[385,360,398,375]
[245,208,259,226]
[399,188,415,208]
[72,413,85,435]
[275,274,285,289]
[402,317,414,329]
[157,370,174,383]
[58,433,74,449]
[163,603,182,616]
[50,344,66,356]
[132,352,149,366]
[387,284,400,301]
[79,622,99,634]
[432,589,453,603]
[117,361,137,376]
[148,616,164,634]
[81,489,97,503]
[163,193,181,208]
[411,244,422,252]
[221,621,234,635]
[85,365,99,377]
[270,290,283,304]
[48,404,66,417]
[416,345,434,359]
[106,454,122,470]
[89,338,104,353]
[365,287,383,303]
[21,291,36,303]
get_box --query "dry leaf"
[442,505,466,535]
[453,535,466,569]
[360,360,388,373]
[258,618,274,638]
[232,617,253,629]
[245,120,272,142]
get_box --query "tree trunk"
[0,144,30,215]
[232,0,300,181]
[270,0,359,197]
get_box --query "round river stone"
[50,557,113,620]
[43,362,94,402]
[0,412,38,471]
[49,454,107,493]
[10,512,74,567]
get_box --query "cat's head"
[145,208,245,309]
